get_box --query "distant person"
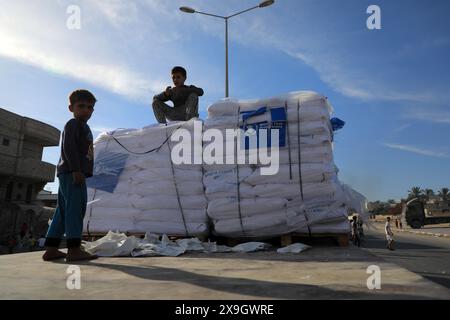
[351,216,361,247]
[395,218,399,229]
[385,217,395,251]
[42,89,98,262]
[399,220,403,229]
[152,66,204,123]
[357,217,364,240]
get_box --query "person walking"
[385,217,395,250]
[357,217,364,240]
[351,216,361,247]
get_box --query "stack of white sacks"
[83,91,358,239]
[203,91,351,238]
[83,120,209,237]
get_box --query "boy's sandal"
[65,254,98,262]
[42,253,67,261]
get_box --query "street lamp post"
[180,1,275,98]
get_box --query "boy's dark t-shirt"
[153,85,204,109]
[57,118,94,177]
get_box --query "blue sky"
[1,0,449,201]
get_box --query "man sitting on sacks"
[152,66,204,123]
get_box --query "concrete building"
[36,190,58,208]
[0,108,60,202]
[0,108,60,242]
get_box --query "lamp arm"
[195,11,226,19]
[226,5,260,19]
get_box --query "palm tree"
[424,188,435,200]
[408,186,423,200]
[438,188,449,201]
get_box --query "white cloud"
[382,142,450,158]
[188,1,450,104]
[403,107,450,124]
[90,126,117,133]
[0,1,167,102]
[393,36,450,60]
[264,39,448,104]
[1,0,448,106]
[0,0,220,103]
[392,123,413,133]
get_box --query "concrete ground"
[1,243,450,299]
[363,223,450,289]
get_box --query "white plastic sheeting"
[83,231,276,257]
[277,243,311,254]
[83,120,208,237]
[83,231,313,257]
[340,184,369,216]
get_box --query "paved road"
[361,224,450,289]
[407,224,450,236]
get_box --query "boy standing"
[152,66,204,123]
[42,89,97,262]
[385,217,395,251]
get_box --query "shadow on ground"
[72,260,434,300]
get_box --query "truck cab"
[405,197,450,229]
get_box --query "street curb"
[396,228,450,238]
[371,223,450,238]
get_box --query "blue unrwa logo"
[240,107,286,150]
[87,151,129,193]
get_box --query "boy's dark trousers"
[45,173,87,248]
[353,234,361,247]
[152,93,199,123]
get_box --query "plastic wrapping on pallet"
[203,91,362,237]
[84,119,208,237]
[82,90,366,240]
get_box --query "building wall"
[21,140,43,159]
[0,109,60,242]
[0,108,60,203]
[0,175,45,203]
[0,110,22,174]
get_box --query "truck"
[405,197,450,229]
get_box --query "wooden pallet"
[280,233,349,247]
[213,233,349,248]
